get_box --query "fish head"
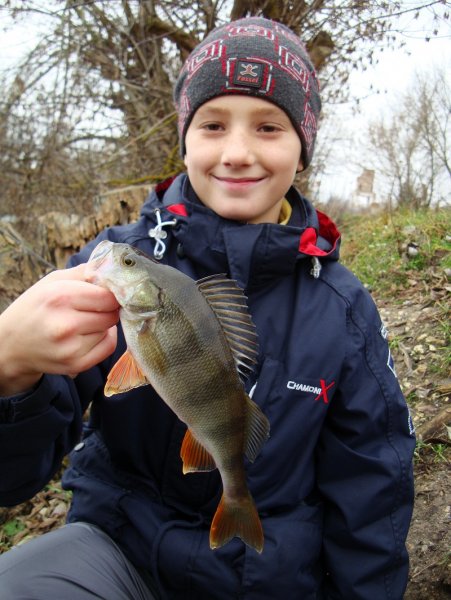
[86,240,164,316]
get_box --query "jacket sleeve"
[316,287,415,600]
[0,233,115,507]
[0,375,85,506]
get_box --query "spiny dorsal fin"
[196,274,258,381]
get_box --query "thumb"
[44,263,89,283]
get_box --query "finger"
[50,327,118,375]
[44,279,120,313]
[76,327,118,371]
[75,309,120,335]
[73,289,120,313]
[44,265,120,311]
[44,263,87,282]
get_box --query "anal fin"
[180,429,216,474]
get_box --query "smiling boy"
[184,96,303,223]
[0,17,414,600]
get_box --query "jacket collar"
[141,174,340,290]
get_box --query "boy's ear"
[296,157,304,173]
[183,154,188,167]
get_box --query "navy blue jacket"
[0,174,415,599]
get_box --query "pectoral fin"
[180,429,216,474]
[104,349,149,396]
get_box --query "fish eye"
[122,254,136,267]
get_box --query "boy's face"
[184,96,303,224]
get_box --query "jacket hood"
[140,174,340,290]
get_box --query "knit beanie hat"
[174,17,321,169]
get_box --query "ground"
[406,463,450,599]
[377,295,450,600]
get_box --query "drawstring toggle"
[149,208,177,260]
[310,256,322,279]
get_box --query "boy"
[0,17,415,599]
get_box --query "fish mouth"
[88,239,114,263]
[85,240,114,284]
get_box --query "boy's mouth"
[212,175,265,187]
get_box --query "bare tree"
[418,68,451,181]
[0,0,449,226]
[367,66,450,208]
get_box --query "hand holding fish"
[0,264,120,396]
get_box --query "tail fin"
[209,492,264,553]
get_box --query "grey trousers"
[0,522,157,599]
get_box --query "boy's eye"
[202,123,223,131]
[259,124,281,133]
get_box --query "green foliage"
[414,440,450,465]
[2,519,25,538]
[339,207,451,296]
[0,471,71,553]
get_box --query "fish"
[85,239,270,553]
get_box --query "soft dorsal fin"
[244,394,270,462]
[196,274,258,381]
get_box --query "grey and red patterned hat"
[174,17,321,169]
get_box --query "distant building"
[352,169,379,211]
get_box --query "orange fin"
[104,349,149,396]
[210,492,264,554]
[180,429,216,474]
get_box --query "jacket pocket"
[62,432,130,535]
[244,501,324,599]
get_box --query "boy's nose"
[221,131,255,167]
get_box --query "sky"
[315,4,451,204]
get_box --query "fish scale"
[86,239,270,553]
